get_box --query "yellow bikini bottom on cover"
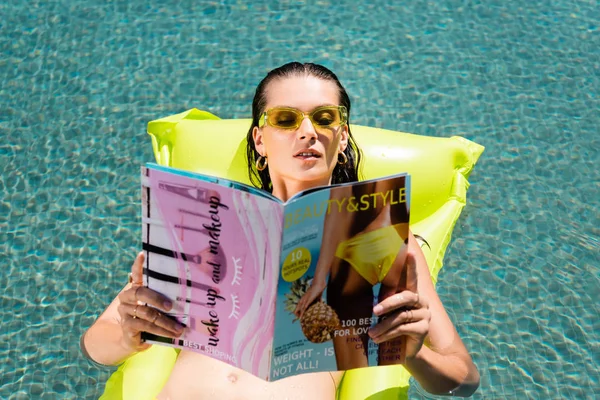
[335,225,405,285]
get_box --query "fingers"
[120,303,184,337]
[294,297,307,318]
[373,290,428,317]
[130,251,145,285]
[295,287,323,319]
[369,319,429,344]
[295,293,310,318]
[119,285,173,312]
[122,313,183,340]
[370,289,430,345]
[368,307,431,342]
[117,252,185,352]
[405,250,418,292]
[119,253,173,311]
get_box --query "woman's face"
[252,75,348,195]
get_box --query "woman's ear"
[338,124,349,153]
[252,126,265,156]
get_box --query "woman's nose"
[297,116,318,140]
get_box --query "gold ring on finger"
[151,312,160,324]
[128,273,143,285]
[133,305,139,319]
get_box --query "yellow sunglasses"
[259,105,348,132]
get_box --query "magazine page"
[147,163,278,202]
[140,164,283,379]
[271,173,411,381]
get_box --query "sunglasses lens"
[312,107,341,127]
[265,106,346,130]
[268,109,301,129]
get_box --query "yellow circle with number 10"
[281,247,312,282]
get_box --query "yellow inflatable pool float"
[100,108,484,400]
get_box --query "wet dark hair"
[246,62,362,192]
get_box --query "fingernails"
[373,305,383,315]
[163,300,172,310]
[369,332,381,343]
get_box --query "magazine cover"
[140,163,411,381]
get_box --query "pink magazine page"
[141,165,283,379]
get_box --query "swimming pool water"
[1,0,598,398]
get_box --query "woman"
[82,62,480,398]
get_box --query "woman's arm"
[295,187,354,317]
[81,284,143,365]
[81,252,184,366]
[369,232,480,396]
[403,234,479,395]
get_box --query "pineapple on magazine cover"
[284,276,341,343]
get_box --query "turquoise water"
[1,0,598,398]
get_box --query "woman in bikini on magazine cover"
[294,176,413,370]
[82,62,480,399]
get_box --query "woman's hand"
[369,290,431,360]
[117,252,185,353]
[368,253,431,360]
[294,279,327,319]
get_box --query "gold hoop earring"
[256,155,268,171]
[337,152,348,165]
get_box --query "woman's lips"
[294,151,322,159]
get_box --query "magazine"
[140,163,413,381]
